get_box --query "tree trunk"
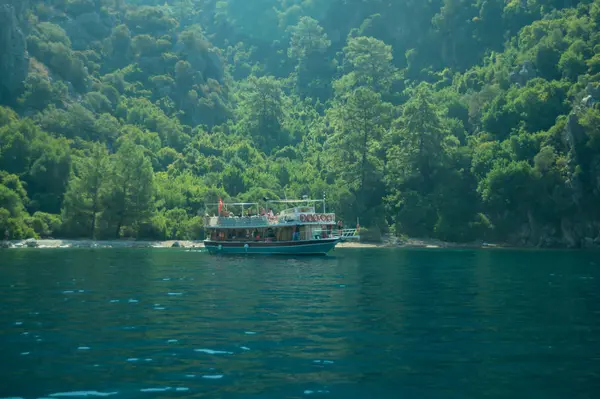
[360,119,369,214]
[115,215,123,239]
[90,194,98,239]
[90,210,97,239]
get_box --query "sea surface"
[0,248,599,398]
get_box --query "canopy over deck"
[202,197,342,230]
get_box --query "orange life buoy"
[327,215,333,222]
[300,214,306,222]
[320,214,327,222]
[311,214,316,222]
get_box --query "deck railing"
[312,228,360,240]
[338,228,360,238]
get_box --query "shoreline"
[1,238,596,250]
[1,239,206,249]
[337,238,505,249]
[1,237,506,250]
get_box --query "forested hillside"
[1,0,600,247]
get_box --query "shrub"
[30,212,62,237]
[359,227,382,243]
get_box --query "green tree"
[479,160,541,242]
[326,87,392,222]
[102,140,155,238]
[62,143,111,238]
[338,36,396,94]
[385,85,467,237]
[288,17,333,100]
[237,76,288,152]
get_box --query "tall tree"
[288,17,334,101]
[387,85,448,194]
[237,76,288,152]
[337,36,396,94]
[62,143,110,238]
[326,87,392,223]
[103,140,154,238]
[385,85,455,236]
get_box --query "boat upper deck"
[204,211,337,229]
[203,200,341,229]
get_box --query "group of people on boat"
[209,223,338,242]
[210,227,281,241]
[218,208,275,218]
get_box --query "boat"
[202,198,359,255]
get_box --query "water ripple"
[194,349,234,355]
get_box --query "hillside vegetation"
[1,0,600,247]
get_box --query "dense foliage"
[1,0,600,246]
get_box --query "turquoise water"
[1,248,599,398]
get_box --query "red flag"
[218,198,223,215]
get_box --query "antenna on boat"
[323,191,326,213]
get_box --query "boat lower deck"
[204,238,339,255]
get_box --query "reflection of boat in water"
[203,198,359,255]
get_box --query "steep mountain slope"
[0,0,599,247]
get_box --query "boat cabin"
[203,200,340,243]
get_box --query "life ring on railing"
[326,215,333,222]
[310,214,316,222]
[320,214,327,222]
[300,214,306,222]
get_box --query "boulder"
[582,95,594,108]
[171,241,181,248]
[25,238,37,248]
